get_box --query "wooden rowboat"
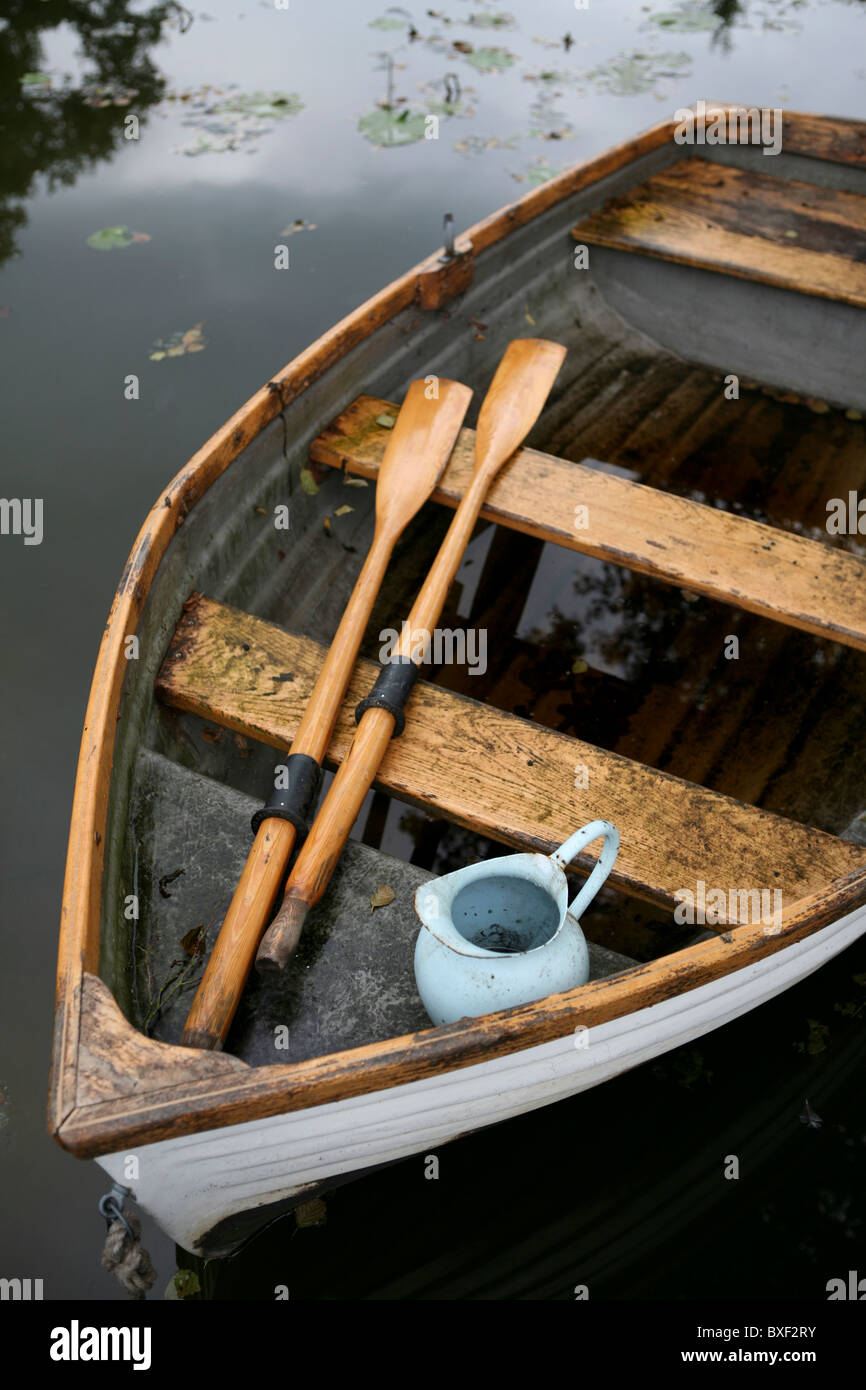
[50,106,866,1257]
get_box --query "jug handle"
[551,820,620,921]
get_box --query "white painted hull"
[97,904,866,1253]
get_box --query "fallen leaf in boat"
[572,658,588,674]
[323,515,333,535]
[525,307,536,326]
[806,398,829,413]
[784,229,799,239]
[181,925,206,958]
[295,1197,327,1227]
[370,884,396,913]
[201,726,223,743]
[799,1098,823,1129]
[334,504,354,516]
[845,409,862,420]
[158,868,185,898]
[469,316,488,331]
[299,467,319,495]
[343,476,369,488]
[234,733,250,757]
[375,413,397,428]
[254,505,268,515]
[149,350,166,361]
[87,225,149,251]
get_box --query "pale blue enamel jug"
[413,820,620,1025]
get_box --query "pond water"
[1,0,864,1300]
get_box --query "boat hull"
[97,898,866,1255]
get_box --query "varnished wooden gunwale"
[313,395,866,652]
[60,866,866,1157]
[50,107,866,1158]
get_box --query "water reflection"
[0,1,188,263]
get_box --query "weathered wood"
[778,111,866,170]
[572,158,866,309]
[311,395,866,653]
[156,597,865,915]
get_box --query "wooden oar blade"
[474,338,566,478]
[375,378,473,533]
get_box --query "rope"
[98,1183,157,1298]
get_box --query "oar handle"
[256,708,397,970]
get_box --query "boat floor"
[132,751,636,1063]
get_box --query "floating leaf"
[21,72,52,87]
[647,4,719,32]
[358,106,429,147]
[295,1197,327,1227]
[280,218,317,237]
[467,11,515,28]
[171,1269,201,1299]
[375,413,397,428]
[299,467,319,495]
[369,14,407,29]
[583,50,691,96]
[150,322,207,361]
[572,658,588,674]
[370,884,396,913]
[462,46,515,73]
[87,225,146,251]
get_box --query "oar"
[180,377,473,1050]
[256,338,567,973]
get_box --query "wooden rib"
[156,596,865,914]
[572,158,866,309]
[312,395,866,652]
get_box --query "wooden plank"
[310,395,866,653]
[572,157,866,309]
[779,111,866,171]
[156,596,865,917]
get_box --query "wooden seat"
[156,596,865,921]
[311,395,866,652]
[571,157,866,310]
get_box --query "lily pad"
[87,225,147,251]
[583,50,691,96]
[358,106,429,147]
[647,4,719,32]
[462,46,515,73]
[21,72,52,87]
[369,14,408,29]
[467,11,515,28]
